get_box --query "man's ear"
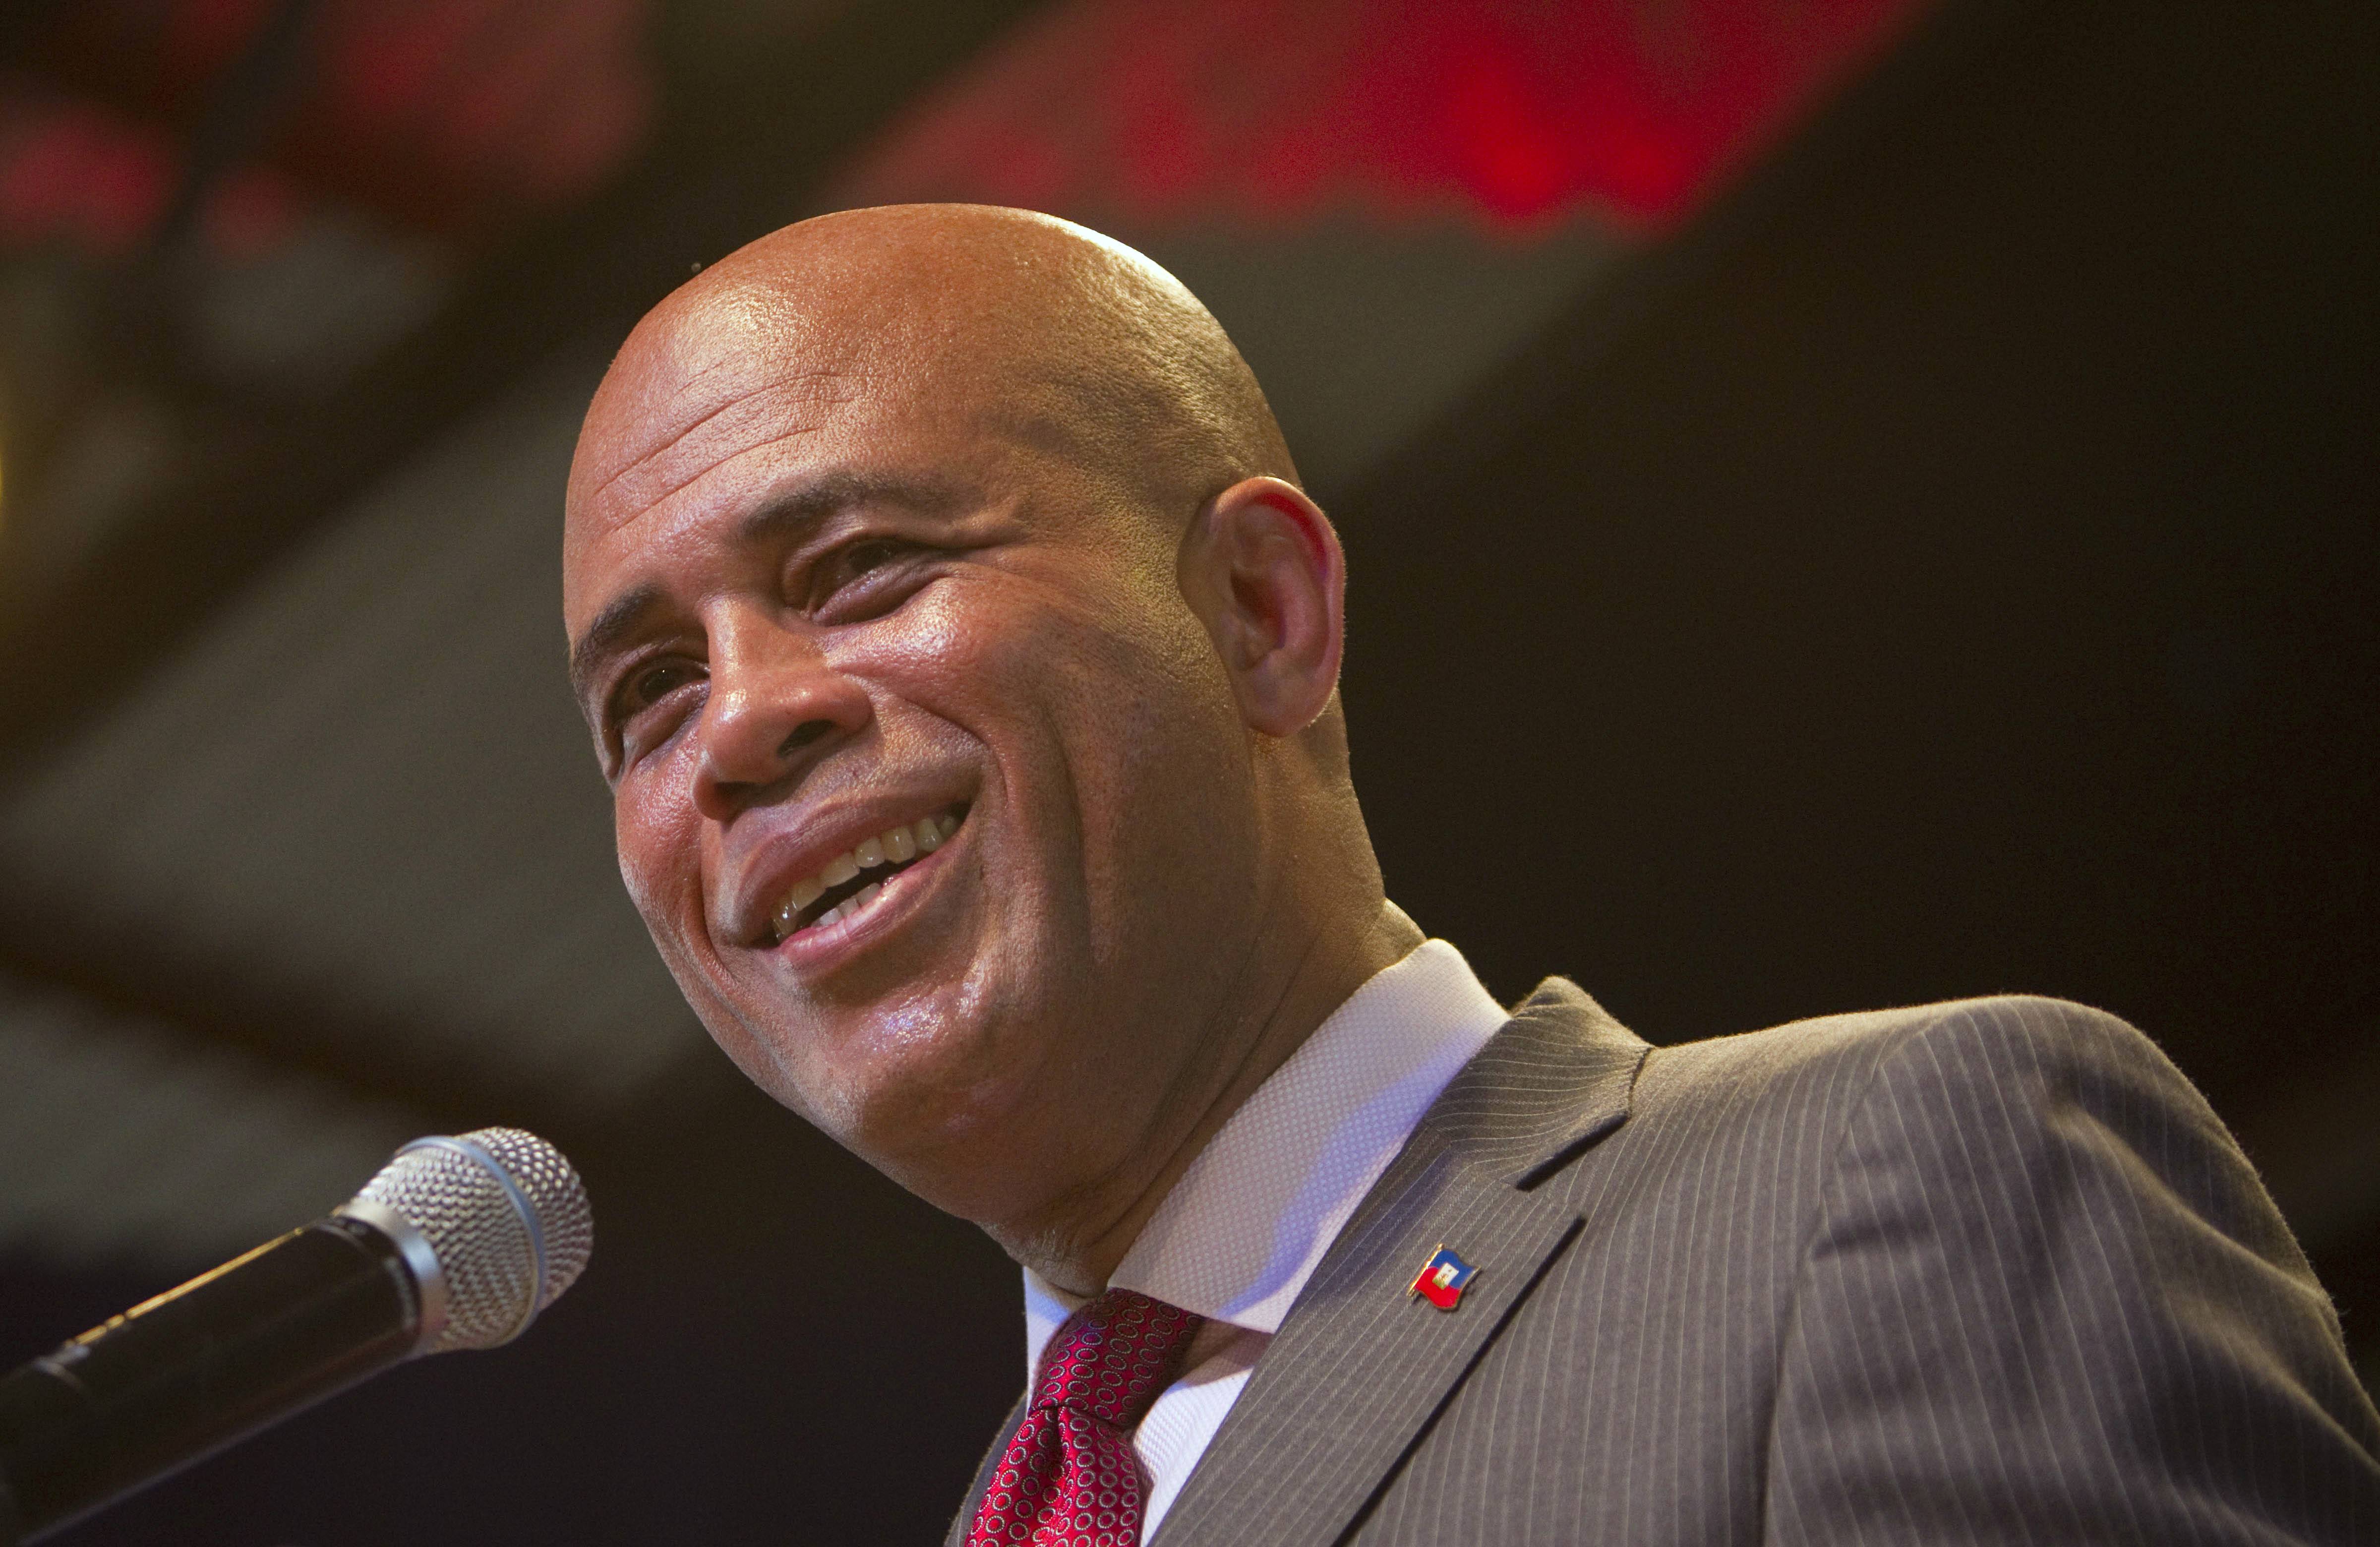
[1178,476,1346,737]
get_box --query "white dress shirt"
[1020,927,1509,1537]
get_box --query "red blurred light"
[0,101,173,256]
[836,0,1931,236]
[0,0,656,258]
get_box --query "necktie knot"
[1033,1288,1202,1428]
[968,1288,1204,1547]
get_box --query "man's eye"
[619,660,699,716]
[812,537,931,616]
[834,539,903,584]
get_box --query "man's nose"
[692,622,871,820]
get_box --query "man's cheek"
[613,779,704,950]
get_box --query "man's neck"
[994,898,1425,1296]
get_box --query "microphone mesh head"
[353,1126,593,1354]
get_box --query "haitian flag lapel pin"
[1410,1244,1479,1311]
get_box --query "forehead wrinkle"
[600,412,850,547]
[587,366,859,523]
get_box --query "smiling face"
[563,208,1322,1230]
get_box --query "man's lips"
[770,806,966,940]
[724,801,968,947]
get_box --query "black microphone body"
[0,1127,591,1545]
[0,1215,423,1544]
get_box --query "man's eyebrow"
[568,582,665,705]
[735,470,967,546]
[567,475,969,705]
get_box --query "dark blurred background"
[0,0,2371,1541]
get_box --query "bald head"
[561,206,1400,1272]
[571,205,1296,560]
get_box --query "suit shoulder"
[1632,993,2214,1153]
[1631,993,2286,1257]
[1648,992,2170,1084]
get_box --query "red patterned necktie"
[967,1288,1205,1547]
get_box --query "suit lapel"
[945,1390,1028,1547]
[1152,1139,1581,1547]
[1154,981,1648,1547]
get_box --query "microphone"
[0,1128,592,1545]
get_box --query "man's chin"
[811,1055,1071,1221]
[692,958,1083,1215]
[741,1005,1018,1151]
[693,951,979,1103]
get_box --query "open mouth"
[770,804,967,943]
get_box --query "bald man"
[563,205,2380,1545]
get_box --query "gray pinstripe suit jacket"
[950,982,2380,1544]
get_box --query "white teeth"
[819,883,883,932]
[773,808,965,940]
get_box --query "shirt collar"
[1024,926,1509,1371]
